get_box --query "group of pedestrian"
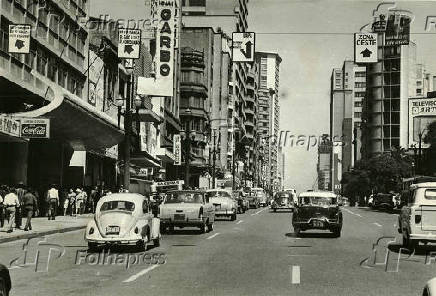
[0,184,38,233]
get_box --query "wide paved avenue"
[1,207,435,296]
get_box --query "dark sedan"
[292,191,342,237]
[0,264,11,296]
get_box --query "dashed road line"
[236,220,244,225]
[355,214,363,217]
[290,265,300,284]
[251,208,267,216]
[343,208,355,215]
[373,222,382,227]
[123,265,160,283]
[206,233,220,240]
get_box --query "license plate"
[106,226,120,234]
[312,221,324,228]
[174,214,185,221]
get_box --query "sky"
[90,0,436,193]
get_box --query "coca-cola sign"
[20,118,50,138]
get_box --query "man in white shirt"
[4,187,20,233]
[47,185,59,220]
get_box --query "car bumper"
[214,210,235,216]
[161,218,205,227]
[86,238,141,245]
[293,218,341,229]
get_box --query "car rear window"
[207,191,231,198]
[100,201,135,212]
[425,189,436,200]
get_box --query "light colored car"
[252,188,268,207]
[207,189,238,220]
[160,190,215,233]
[423,277,436,295]
[85,193,160,251]
[271,191,294,212]
[398,182,436,250]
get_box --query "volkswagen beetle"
[85,193,161,251]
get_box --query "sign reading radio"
[20,118,50,138]
[173,134,181,165]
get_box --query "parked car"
[398,182,436,250]
[206,189,238,220]
[292,191,343,237]
[0,264,11,296]
[85,193,161,251]
[160,190,215,233]
[246,191,260,208]
[271,191,294,212]
[423,277,436,296]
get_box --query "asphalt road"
[1,206,436,296]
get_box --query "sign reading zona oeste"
[354,33,378,63]
[8,24,31,54]
[118,28,141,59]
[232,32,255,62]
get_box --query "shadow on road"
[163,229,203,235]
[269,210,294,214]
[285,232,337,239]
[353,207,401,215]
[388,243,436,257]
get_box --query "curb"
[0,225,86,244]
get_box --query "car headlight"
[89,227,94,235]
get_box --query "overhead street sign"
[8,24,31,54]
[118,28,141,59]
[232,32,255,62]
[354,33,378,63]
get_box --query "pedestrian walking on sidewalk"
[0,191,4,229]
[4,187,20,233]
[47,185,59,220]
[75,188,85,216]
[15,183,25,229]
[22,189,38,231]
[68,189,76,216]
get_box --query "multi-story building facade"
[317,136,332,191]
[362,12,418,157]
[329,61,366,192]
[0,0,125,193]
[255,51,281,192]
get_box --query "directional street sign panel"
[232,32,255,62]
[118,28,141,59]
[8,24,31,54]
[354,33,378,63]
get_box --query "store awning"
[46,95,124,150]
[131,150,162,168]
[136,108,163,124]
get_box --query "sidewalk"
[0,214,93,244]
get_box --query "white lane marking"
[343,208,355,215]
[287,254,315,257]
[251,208,266,216]
[355,214,363,217]
[290,265,300,284]
[373,222,382,227]
[295,238,302,240]
[123,265,159,283]
[236,220,244,225]
[206,233,220,240]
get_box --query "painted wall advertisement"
[0,116,20,138]
[408,98,436,148]
[385,13,411,46]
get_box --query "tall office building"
[255,51,282,192]
[362,11,417,157]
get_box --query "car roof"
[410,182,436,189]
[99,193,146,203]
[167,190,205,194]
[299,191,337,198]
[206,189,231,192]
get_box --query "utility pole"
[184,118,191,188]
[212,129,217,189]
[123,74,133,189]
[232,133,237,190]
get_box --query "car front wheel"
[88,242,98,252]
[0,278,9,296]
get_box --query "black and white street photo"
[1,0,436,295]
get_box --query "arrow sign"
[118,28,141,59]
[15,39,25,50]
[360,48,372,58]
[232,32,256,62]
[124,44,134,55]
[354,33,377,63]
[8,24,31,54]
[241,41,253,59]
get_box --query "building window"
[354,112,362,118]
[36,48,47,75]
[354,101,363,107]
[354,92,365,98]
[355,82,366,88]
[417,89,422,95]
[355,71,366,77]
[68,75,76,94]
[47,56,58,82]
[189,0,205,6]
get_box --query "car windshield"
[276,193,290,199]
[100,201,135,212]
[300,196,336,206]
[207,191,231,198]
[165,192,204,203]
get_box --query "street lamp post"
[212,129,217,189]
[183,109,193,189]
